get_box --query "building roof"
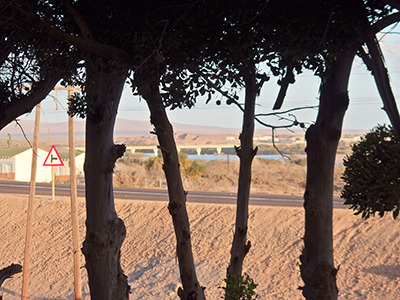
[57,150,85,160]
[0,147,31,158]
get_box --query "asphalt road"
[0,180,346,208]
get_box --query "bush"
[145,154,163,171]
[220,273,258,300]
[257,157,283,165]
[145,153,206,177]
[179,153,206,177]
[341,125,400,219]
[184,160,206,177]
[292,157,307,166]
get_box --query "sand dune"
[0,194,399,299]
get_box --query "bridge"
[76,144,237,156]
[126,144,237,156]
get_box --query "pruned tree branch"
[380,0,400,11]
[271,129,290,160]
[135,20,169,72]
[0,76,61,130]
[370,12,400,34]
[273,65,294,110]
[11,2,138,67]
[256,105,318,117]
[358,34,400,139]
[14,119,34,149]
[198,70,314,131]
[59,0,93,39]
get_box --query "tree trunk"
[227,69,257,279]
[81,57,130,300]
[300,50,355,300]
[140,83,205,300]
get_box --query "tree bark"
[300,50,355,300]
[227,68,257,279]
[81,56,130,300]
[140,83,205,300]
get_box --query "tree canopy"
[1,1,400,300]
[342,124,400,219]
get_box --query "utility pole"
[20,85,83,300]
[54,85,83,300]
[67,87,82,300]
[21,103,40,300]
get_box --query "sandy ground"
[0,194,399,300]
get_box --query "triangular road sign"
[43,145,64,166]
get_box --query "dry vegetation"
[114,153,345,197]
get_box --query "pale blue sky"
[20,27,400,133]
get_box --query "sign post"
[43,145,64,199]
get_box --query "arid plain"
[1,195,399,300]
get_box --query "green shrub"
[341,125,400,219]
[220,273,258,300]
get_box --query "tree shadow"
[363,265,400,279]
[0,286,18,298]
[127,257,161,285]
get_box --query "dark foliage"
[341,125,400,219]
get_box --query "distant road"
[0,180,345,208]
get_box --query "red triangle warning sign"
[43,145,64,166]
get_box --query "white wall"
[53,153,85,177]
[75,153,85,176]
[15,148,52,182]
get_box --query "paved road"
[0,180,345,208]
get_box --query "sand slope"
[0,194,399,299]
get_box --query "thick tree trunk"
[227,69,257,279]
[300,50,355,300]
[82,57,130,300]
[140,84,205,300]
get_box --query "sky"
[17,25,400,134]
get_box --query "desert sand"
[0,193,399,300]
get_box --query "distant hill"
[1,118,365,143]
[0,118,284,140]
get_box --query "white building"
[0,147,85,183]
[55,150,85,182]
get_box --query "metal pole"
[21,103,41,300]
[68,88,82,300]
[51,166,55,200]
